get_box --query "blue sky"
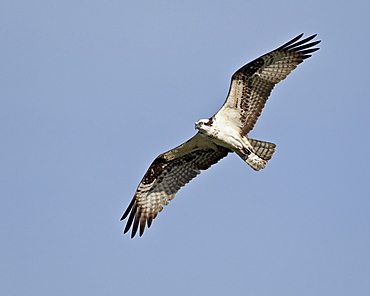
[1,1,369,295]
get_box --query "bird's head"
[195,118,213,134]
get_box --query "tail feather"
[236,138,276,171]
[243,153,268,171]
[248,138,276,161]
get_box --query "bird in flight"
[121,33,320,238]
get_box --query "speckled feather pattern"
[214,33,320,136]
[121,139,229,238]
[121,34,320,238]
[248,138,276,161]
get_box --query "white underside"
[199,120,250,151]
[196,119,270,171]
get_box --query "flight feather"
[213,33,320,135]
[121,34,320,238]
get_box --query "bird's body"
[195,118,273,171]
[121,33,321,238]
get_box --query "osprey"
[121,33,320,238]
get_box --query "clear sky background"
[1,1,369,295]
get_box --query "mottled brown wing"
[121,133,229,238]
[213,34,320,136]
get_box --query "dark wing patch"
[121,136,229,238]
[214,33,320,135]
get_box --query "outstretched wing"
[213,33,320,136]
[121,133,229,238]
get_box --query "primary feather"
[121,34,320,238]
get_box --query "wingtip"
[277,33,321,51]
[130,224,138,238]
[297,32,305,38]
[121,197,135,220]
[124,222,132,235]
